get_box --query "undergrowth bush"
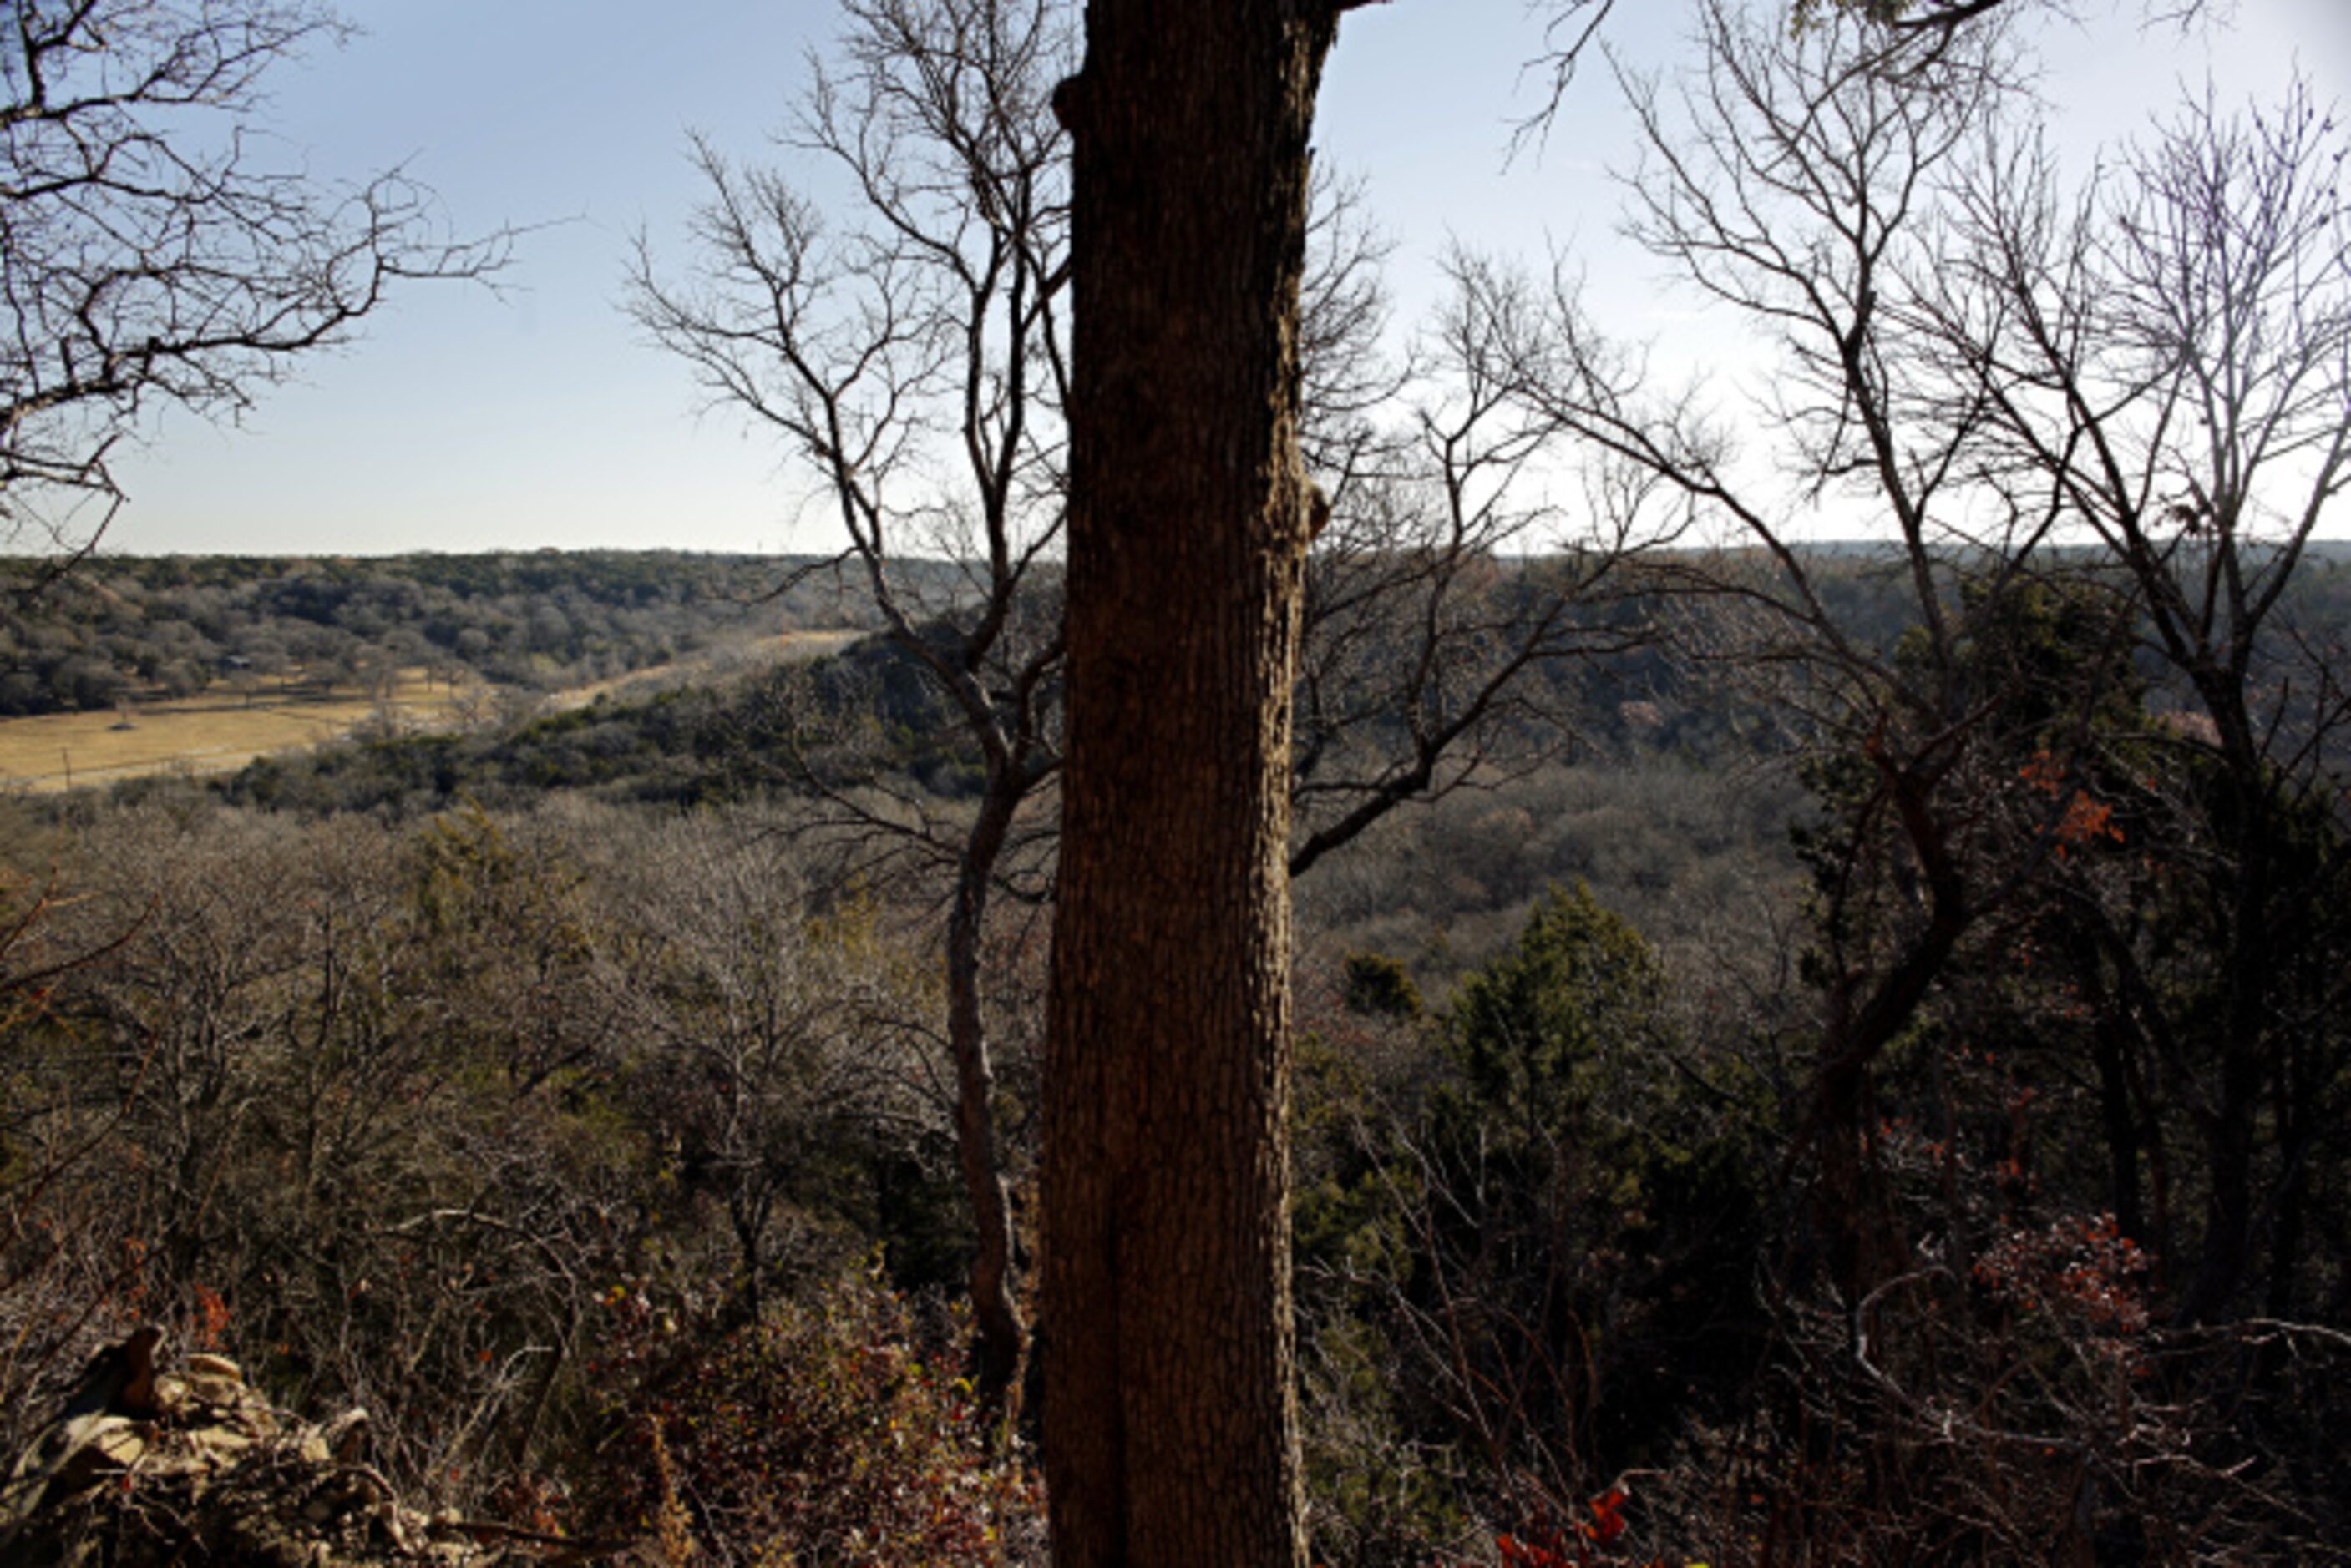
[572,1265,1042,1565]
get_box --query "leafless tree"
[1290,276,1676,880]
[1470,3,2351,1544]
[1,807,622,1491]
[0,1,502,577]
[1926,77,2351,1323]
[1452,0,2139,1300]
[631,0,1072,1409]
[605,817,943,1326]
[1518,0,2218,158]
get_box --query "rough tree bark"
[1041,0,1363,1561]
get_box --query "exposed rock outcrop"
[1,1328,567,1566]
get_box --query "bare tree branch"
[0,0,505,559]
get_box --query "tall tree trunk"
[948,781,1026,1412]
[1811,806,1966,1305]
[2182,765,2272,1325]
[1042,3,1343,1562]
[2091,1009,2146,1248]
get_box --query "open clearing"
[546,626,861,711]
[0,675,474,792]
[0,628,867,794]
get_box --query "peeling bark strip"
[1042,3,1350,1564]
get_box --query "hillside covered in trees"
[0,552,888,717]
[8,526,2351,1563]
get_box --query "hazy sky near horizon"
[77,0,2351,559]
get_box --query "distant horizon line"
[15,536,2351,565]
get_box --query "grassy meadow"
[0,672,475,792]
[0,628,867,793]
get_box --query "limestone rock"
[0,1328,554,1566]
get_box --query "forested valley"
[8,532,2351,1564]
[6,0,2351,1562]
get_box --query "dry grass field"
[0,629,868,794]
[546,626,863,711]
[0,673,479,793]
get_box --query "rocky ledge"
[1,1327,593,1566]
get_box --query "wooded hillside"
[0,552,890,716]
[6,530,2350,1562]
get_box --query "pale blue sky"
[87,0,2351,558]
